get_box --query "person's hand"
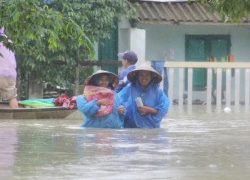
[117,105,125,114]
[96,99,112,106]
[137,106,158,115]
[137,106,147,115]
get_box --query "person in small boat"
[0,27,19,108]
[118,64,169,128]
[76,70,126,128]
[114,50,138,93]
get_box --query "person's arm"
[137,106,158,115]
[118,84,130,104]
[145,89,169,123]
[140,89,169,124]
[114,82,124,93]
[76,95,99,117]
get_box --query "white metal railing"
[164,62,250,111]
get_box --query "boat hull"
[0,105,76,119]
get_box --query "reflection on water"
[0,105,250,180]
[0,122,18,180]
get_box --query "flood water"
[0,105,250,180]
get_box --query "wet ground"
[0,105,250,180]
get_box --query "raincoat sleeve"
[114,67,134,93]
[76,95,100,117]
[118,84,131,110]
[144,89,169,124]
[114,69,126,93]
[114,92,126,121]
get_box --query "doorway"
[185,35,231,90]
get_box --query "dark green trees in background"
[0,0,137,98]
[196,0,250,23]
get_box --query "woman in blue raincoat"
[76,70,126,128]
[119,64,169,128]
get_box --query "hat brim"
[85,70,119,88]
[127,65,162,84]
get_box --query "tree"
[196,0,250,22]
[0,0,137,98]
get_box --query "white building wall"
[118,19,146,67]
[134,23,250,102]
[130,28,146,66]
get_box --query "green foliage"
[196,0,250,23]
[0,0,136,97]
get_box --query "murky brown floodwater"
[0,105,250,180]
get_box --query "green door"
[185,36,207,90]
[185,35,230,90]
[98,24,118,74]
[210,38,230,87]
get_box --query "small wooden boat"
[0,102,76,119]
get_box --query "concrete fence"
[164,62,250,111]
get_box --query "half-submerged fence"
[164,62,250,112]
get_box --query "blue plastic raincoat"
[119,81,169,128]
[76,92,124,128]
[115,65,136,93]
